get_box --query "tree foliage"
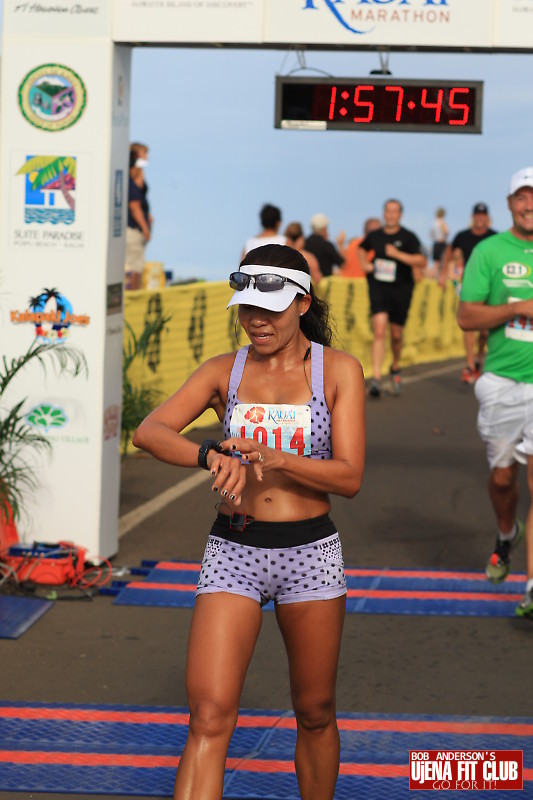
[121,315,171,459]
[0,341,87,523]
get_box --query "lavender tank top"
[222,341,332,460]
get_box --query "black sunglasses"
[229,272,308,294]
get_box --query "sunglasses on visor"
[229,272,308,294]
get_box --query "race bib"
[230,403,311,456]
[505,296,533,343]
[374,258,397,282]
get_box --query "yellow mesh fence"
[123,277,465,443]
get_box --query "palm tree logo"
[28,288,73,342]
[16,155,76,225]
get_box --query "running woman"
[133,243,366,800]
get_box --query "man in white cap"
[458,166,533,618]
[304,212,346,278]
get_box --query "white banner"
[265,0,492,48]
[493,0,533,49]
[110,0,533,51]
[113,0,265,43]
[3,0,111,39]
[5,0,528,51]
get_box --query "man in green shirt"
[458,166,533,618]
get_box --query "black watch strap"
[198,439,223,470]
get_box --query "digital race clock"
[275,76,483,133]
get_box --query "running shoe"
[368,379,381,399]
[390,367,402,396]
[485,520,525,584]
[461,366,477,385]
[515,587,533,619]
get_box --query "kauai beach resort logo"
[18,64,87,131]
[10,287,90,344]
[26,403,68,433]
[25,400,90,446]
[301,0,450,35]
[16,155,76,225]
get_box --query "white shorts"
[125,227,146,275]
[474,372,533,469]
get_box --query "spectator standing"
[358,199,427,398]
[342,217,381,278]
[283,221,323,284]
[242,203,286,257]
[126,142,152,291]
[457,167,533,618]
[304,213,346,277]
[442,203,497,384]
[428,207,449,279]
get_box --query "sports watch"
[197,439,224,470]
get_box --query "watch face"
[199,439,221,469]
[275,77,482,134]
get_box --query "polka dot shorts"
[196,533,346,607]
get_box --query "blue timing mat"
[0,595,54,639]
[0,702,531,798]
[112,561,526,617]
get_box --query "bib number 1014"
[239,425,306,456]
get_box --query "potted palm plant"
[121,314,170,459]
[0,338,87,548]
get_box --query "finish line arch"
[0,0,531,557]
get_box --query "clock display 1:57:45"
[327,82,473,126]
[276,77,483,133]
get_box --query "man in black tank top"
[359,198,426,398]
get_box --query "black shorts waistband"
[210,512,337,548]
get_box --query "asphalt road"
[1,358,532,800]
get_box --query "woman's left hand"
[219,437,275,482]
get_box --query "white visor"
[227,264,311,312]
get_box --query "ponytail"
[300,285,333,347]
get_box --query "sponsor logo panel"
[113,170,124,237]
[10,287,90,344]
[11,152,87,251]
[409,749,523,791]
[25,398,90,446]
[104,404,120,440]
[107,283,124,316]
[300,0,452,36]
[18,63,87,132]
[18,155,76,226]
